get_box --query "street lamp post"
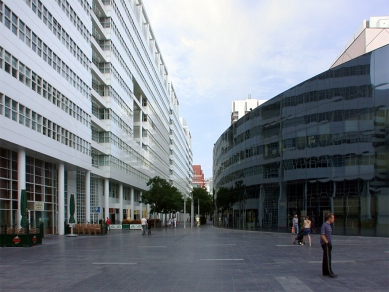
[184,196,186,229]
[191,194,194,228]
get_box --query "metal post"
[184,197,186,229]
[198,199,200,217]
[191,195,194,228]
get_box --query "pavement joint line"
[91,262,137,265]
[307,260,356,263]
[138,246,166,248]
[205,244,236,246]
[200,259,244,261]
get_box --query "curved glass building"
[213,38,389,236]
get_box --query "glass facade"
[213,45,389,237]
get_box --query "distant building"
[205,178,213,194]
[331,16,389,68]
[192,165,205,188]
[231,95,267,124]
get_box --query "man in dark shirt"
[320,213,337,278]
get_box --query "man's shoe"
[328,274,337,278]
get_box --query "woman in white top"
[302,216,312,246]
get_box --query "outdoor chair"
[93,224,101,235]
[81,223,87,235]
[73,224,81,235]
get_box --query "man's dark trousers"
[321,243,333,275]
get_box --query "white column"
[119,184,123,223]
[85,171,91,223]
[130,188,134,220]
[104,178,109,222]
[17,149,26,229]
[58,163,65,235]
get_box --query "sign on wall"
[35,201,44,211]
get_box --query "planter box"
[130,224,142,230]
[122,224,130,229]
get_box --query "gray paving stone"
[1,224,388,291]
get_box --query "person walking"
[147,217,152,235]
[173,217,177,228]
[292,214,299,235]
[106,217,111,231]
[224,217,229,227]
[320,213,337,278]
[141,216,147,235]
[301,216,312,246]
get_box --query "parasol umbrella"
[20,189,28,227]
[69,194,76,223]
[67,194,78,237]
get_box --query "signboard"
[130,224,142,230]
[95,207,100,213]
[109,208,114,214]
[110,224,122,229]
[35,201,44,211]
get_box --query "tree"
[192,187,213,216]
[140,176,183,227]
[216,180,245,212]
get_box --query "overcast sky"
[142,0,388,178]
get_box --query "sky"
[141,0,388,178]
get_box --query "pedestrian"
[292,214,299,235]
[106,217,111,231]
[173,217,177,228]
[147,218,152,235]
[141,216,147,235]
[320,213,337,278]
[224,217,229,227]
[301,216,312,246]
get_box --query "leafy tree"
[216,180,245,212]
[192,187,213,216]
[140,176,183,226]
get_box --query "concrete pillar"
[119,184,123,223]
[104,178,109,222]
[360,181,371,220]
[140,191,143,218]
[17,148,26,229]
[278,182,287,228]
[258,185,264,227]
[85,171,91,223]
[58,162,65,235]
[330,181,336,214]
[303,182,308,217]
[130,187,134,220]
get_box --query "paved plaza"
[1,223,388,291]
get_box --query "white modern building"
[0,0,192,235]
[231,95,267,124]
